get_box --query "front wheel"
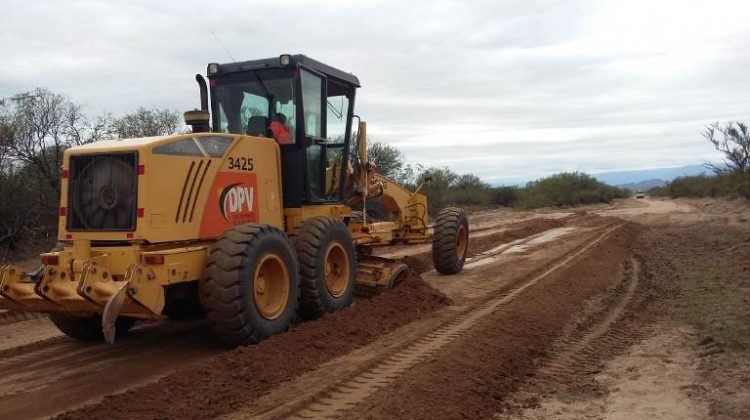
[432,207,469,274]
[291,217,357,319]
[200,224,300,346]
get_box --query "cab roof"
[210,54,361,88]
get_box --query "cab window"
[326,93,348,144]
[301,69,322,138]
[212,69,296,143]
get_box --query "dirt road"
[2,198,748,420]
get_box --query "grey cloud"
[0,0,746,182]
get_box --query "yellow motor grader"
[0,55,469,345]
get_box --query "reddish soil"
[6,199,747,420]
[495,202,750,420]
[466,216,568,256]
[57,274,450,420]
[346,223,641,419]
[401,216,568,274]
[633,221,750,419]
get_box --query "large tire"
[49,313,135,342]
[200,224,299,346]
[432,207,469,274]
[291,217,357,319]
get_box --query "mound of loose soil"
[347,223,642,419]
[58,274,450,420]
[400,255,433,274]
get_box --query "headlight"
[279,54,291,66]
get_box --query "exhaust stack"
[184,74,210,133]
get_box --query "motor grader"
[0,54,469,345]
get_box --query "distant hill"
[617,178,667,191]
[490,164,710,188]
[592,165,707,187]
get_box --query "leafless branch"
[703,121,750,174]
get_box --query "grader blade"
[355,255,408,297]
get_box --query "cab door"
[300,68,326,202]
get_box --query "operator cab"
[204,54,360,208]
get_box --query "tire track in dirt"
[540,257,642,377]
[257,224,623,420]
[496,257,655,419]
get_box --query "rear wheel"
[432,207,469,274]
[292,217,357,319]
[49,313,135,342]
[200,224,299,346]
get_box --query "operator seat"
[246,115,270,137]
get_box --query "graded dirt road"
[1,198,748,420]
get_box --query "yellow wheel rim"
[324,242,350,298]
[253,253,290,320]
[456,225,467,260]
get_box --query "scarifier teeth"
[102,282,131,344]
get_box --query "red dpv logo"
[220,183,255,222]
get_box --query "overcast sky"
[1,0,747,184]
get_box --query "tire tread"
[432,207,469,274]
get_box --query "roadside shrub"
[515,172,628,209]
[491,186,520,207]
[444,187,493,207]
[0,163,58,252]
[649,172,750,199]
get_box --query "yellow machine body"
[57,132,285,243]
[0,126,428,320]
[0,55,456,345]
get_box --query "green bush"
[413,169,626,212]
[491,186,520,206]
[417,168,497,212]
[515,172,628,209]
[0,163,58,250]
[649,172,750,199]
[444,187,493,207]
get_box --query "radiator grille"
[67,152,138,231]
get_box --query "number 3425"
[228,156,254,171]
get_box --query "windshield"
[212,69,296,139]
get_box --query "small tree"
[365,141,417,185]
[703,121,750,174]
[0,88,106,193]
[417,166,458,213]
[367,141,404,179]
[110,107,182,139]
